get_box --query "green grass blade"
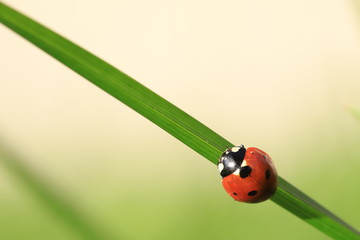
[273,178,359,239]
[0,141,114,240]
[0,3,359,239]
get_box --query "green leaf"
[1,3,359,239]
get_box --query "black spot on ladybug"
[240,166,252,178]
[233,192,237,195]
[265,169,270,180]
[248,190,257,196]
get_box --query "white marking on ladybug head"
[241,160,247,167]
[227,161,236,168]
[231,146,241,152]
[218,163,224,172]
[232,169,240,175]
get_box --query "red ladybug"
[217,145,278,203]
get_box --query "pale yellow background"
[1,1,360,239]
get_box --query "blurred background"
[1,0,360,239]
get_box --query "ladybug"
[217,145,278,203]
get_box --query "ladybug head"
[217,145,246,178]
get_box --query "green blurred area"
[2,140,360,240]
[1,0,360,239]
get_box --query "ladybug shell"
[221,147,278,203]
